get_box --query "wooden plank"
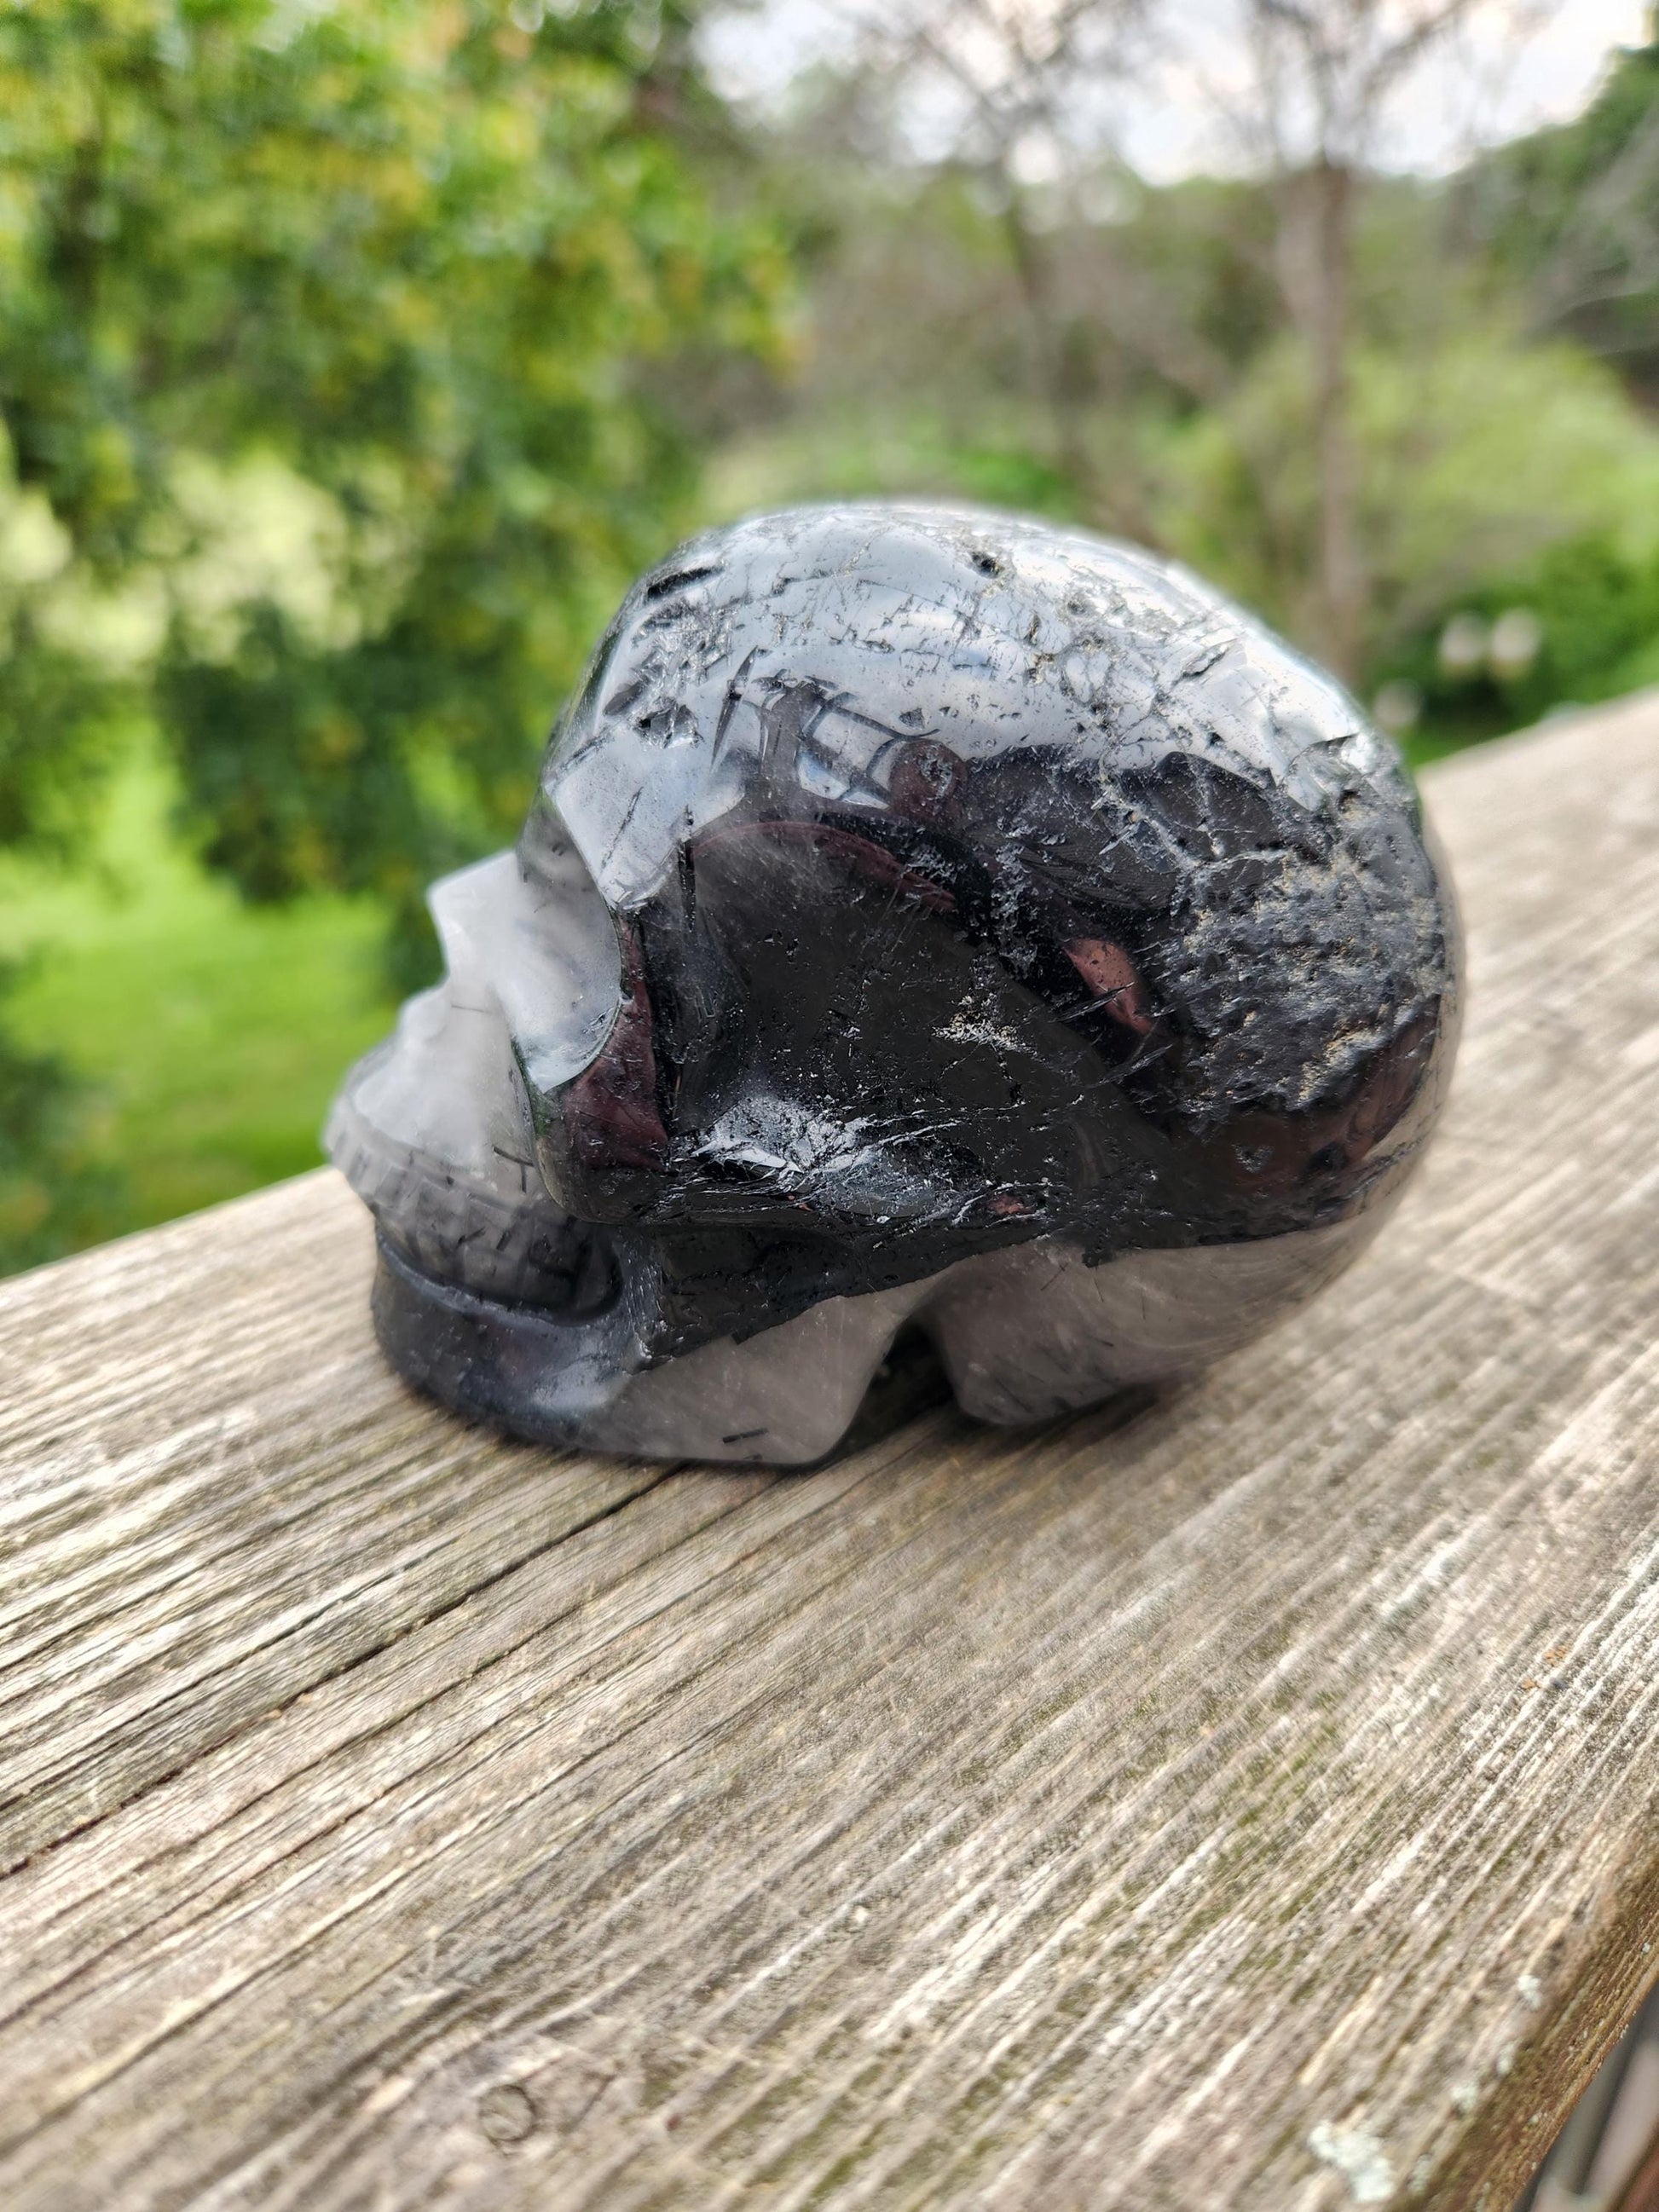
[1527,1979,1659,2209]
[3,692,1659,2212]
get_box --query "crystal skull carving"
[327,503,1458,1464]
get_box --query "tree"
[1221,0,1552,680]
[1470,20,1659,400]
[807,0,1555,683]
[0,0,787,1266]
[849,0,1150,530]
[0,0,788,952]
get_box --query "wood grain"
[3,693,1659,2212]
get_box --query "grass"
[0,741,395,1246]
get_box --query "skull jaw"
[369,1207,1385,1467]
[370,1232,923,1465]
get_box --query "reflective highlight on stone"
[327,503,1460,1464]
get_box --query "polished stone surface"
[327,503,1459,1462]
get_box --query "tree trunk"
[1279,158,1366,685]
[1001,183,1108,528]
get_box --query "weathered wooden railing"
[3,694,1659,2211]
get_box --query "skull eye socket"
[503,806,675,1225]
[465,800,627,1102]
[553,922,670,1187]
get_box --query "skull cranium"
[327,503,1458,1463]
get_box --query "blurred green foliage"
[712,38,1659,743]
[0,0,788,1266]
[1152,331,1659,660]
[0,955,119,1268]
[1374,532,1659,749]
[3,740,391,1241]
[1472,38,1659,399]
[0,0,786,920]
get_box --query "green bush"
[1152,329,1659,660]
[1373,533,1659,749]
